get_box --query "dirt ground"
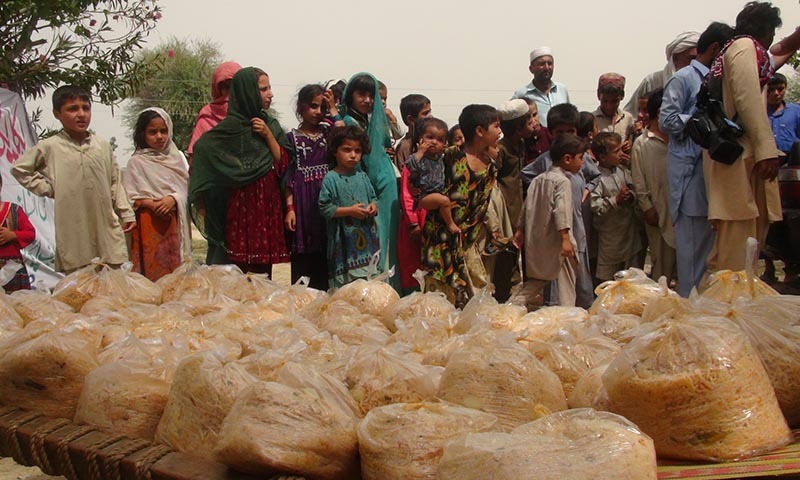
[0,457,60,479]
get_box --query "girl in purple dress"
[284,84,344,289]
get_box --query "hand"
[410,225,421,242]
[616,186,632,204]
[251,117,273,140]
[153,196,176,216]
[409,184,421,198]
[581,188,590,203]
[349,203,369,220]
[385,107,399,125]
[122,221,137,233]
[644,207,659,227]
[513,229,524,249]
[620,151,632,167]
[754,158,780,181]
[633,121,644,136]
[621,140,632,154]
[365,203,378,216]
[285,210,296,231]
[0,227,16,246]
[385,146,396,161]
[323,90,338,115]
[561,237,575,258]
[416,138,431,158]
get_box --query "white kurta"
[631,129,675,247]
[12,132,134,272]
[591,166,642,274]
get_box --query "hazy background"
[28,0,800,162]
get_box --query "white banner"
[0,88,60,290]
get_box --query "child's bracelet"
[286,204,295,212]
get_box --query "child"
[395,94,432,168]
[284,84,344,290]
[378,81,404,142]
[406,117,458,233]
[396,94,433,294]
[318,126,380,288]
[123,107,191,281]
[631,89,676,284]
[512,134,587,310]
[448,125,464,148]
[421,104,500,308]
[0,174,35,291]
[187,61,242,162]
[12,85,135,273]
[593,73,635,162]
[340,72,399,290]
[591,132,643,281]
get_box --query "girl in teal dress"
[318,126,381,289]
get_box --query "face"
[301,93,325,125]
[352,89,374,115]
[422,126,448,157]
[258,74,274,110]
[550,124,577,138]
[563,152,585,174]
[450,128,465,147]
[599,93,623,117]
[379,87,388,108]
[600,142,623,167]
[416,103,432,120]
[519,113,537,139]
[529,55,555,83]
[482,120,502,147]
[144,116,169,150]
[767,82,786,106]
[672,47,698,70]
[218,79,232,99]
[637,98,649,125]
[54,98,92,139]
[335,139,363,171]
[528,103,541,133]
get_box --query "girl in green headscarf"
[189,67,293,274]
[339,73,400,291]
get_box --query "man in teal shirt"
[512,46,570,128]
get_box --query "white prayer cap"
[665,31,700,60]
[498,99,530,121]
[529,46,553,63]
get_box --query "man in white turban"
[624,32,699,116]
[512,46,570,127]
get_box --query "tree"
[123,37,222,152]
[0,0,161,105]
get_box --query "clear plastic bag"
[52,261,102,310]
[383,291,456,333]
[10,289,74,325]
[156,260,215,303]
[438,333,566,431]
[455,289,528,335]
[436,408,657,480]
[568,362,611,410]
[602,315,792,461]
[314,300,391,346]
[0,292,23,328]
[358,401,497,480]
[214,363,360,479]
[344,345,442,415]
[0,327,99,419]
[515,306,588,342]
[331,278,401,323]
[154,352,258,458]
[590,268,675,316]
[94,263,162,305]
[702,237,780,303]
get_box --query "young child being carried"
[405,117,460,233]
[512,134,588,310]
[590,131,643,282]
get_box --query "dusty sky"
[28,0,800,161]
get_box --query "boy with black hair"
[12,85,135,273]
[594,73,635,159]
[512,134,587,309]
[631,89,677,284]
[767,72,800,158]
[591,132,642,281]
[378,80,404,141]
[394,93,432,169]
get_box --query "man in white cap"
[624,31,699,116]
[512,47,570,127]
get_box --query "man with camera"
[660,22,733,296]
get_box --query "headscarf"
[123,107,191,256]
[188,67,291,246]
[709,35,775,88]
[187,61,241,155]
[665,31,700,74]
[340,72,399,289]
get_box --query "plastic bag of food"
[10,290,74,325]
[358,401,497,480]
[331,278,400,322]
[437,409,657,480]
[261,278,326,315]
[157,260,215,303]
[314,300,391,346]
[74,360,170,439]
[585,310,640,342]
[515,306,588,341]
[603,315,792,461]
[725,296,800,426]
[52,261,102,309]
[344,345,442,415]
[0,293,23,328]
[568,362,611,410]
[155,352,257,458]
[95,264,162,304]
[215,363,360,479]
[390,315,455,357]
[454,289,528,335]
[702,238,779,303]
[590,269,675,316]
[0,327,98,418]
[438,333,566,431]
[383,291,456,332]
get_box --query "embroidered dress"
[421,147,497,307]
[318,170,380,289]
[0,202,35,292]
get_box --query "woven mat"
[657,432,800,479]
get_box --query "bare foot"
[447,222,462,234]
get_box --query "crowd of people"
[6,1,800,309]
